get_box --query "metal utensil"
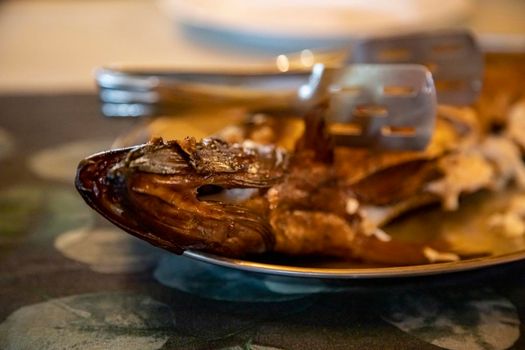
[96,29,480,118]
[299,63,436,150]
[97,68,308,117]
[351,30,483,105]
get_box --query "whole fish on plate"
[75,103,525,266]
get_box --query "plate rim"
[183,249,525,279]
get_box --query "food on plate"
[77,54,525,266]
[76,93,525,266]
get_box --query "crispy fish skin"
[76,137,440,265]
[79,106,513,265]
[76,107,457,265]
[76,137,286,257]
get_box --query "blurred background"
[0,0,524,94]
[2,3,525,349]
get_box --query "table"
[0,94,525,349]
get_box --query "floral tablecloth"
[1,94,524,350]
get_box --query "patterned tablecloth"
[1,94,524,350]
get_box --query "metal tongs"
[96,29,483,150]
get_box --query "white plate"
[159,0,473,40]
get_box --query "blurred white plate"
[159,0,473,40]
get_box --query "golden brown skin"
[76,137,286,257]
[76,107,444,265]
[264,108,434,265]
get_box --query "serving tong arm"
[97,69,308,117]
[96,29,480,150]
[97,29,480,116]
